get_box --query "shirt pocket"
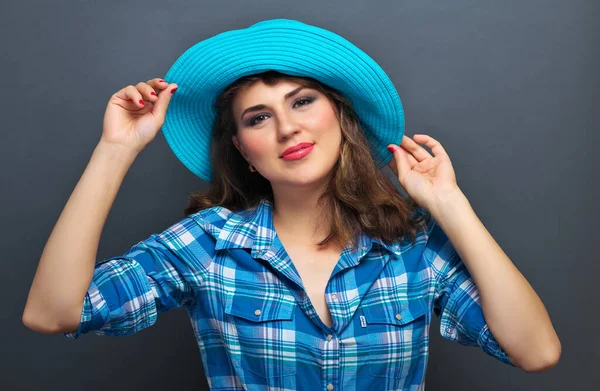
[363,296,430,380]
[224,288,297,378]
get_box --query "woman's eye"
[293,97,314,108]
[249,114,268,126]
[248,97,315,126]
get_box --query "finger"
[136,81,159,104]
[146,78,169,92]
[413,134,448,158]
[113,85,146,108]
[400,144,419,167]
[388,143,418,173]
[387,153,398,176]
[400,135,433,162]
[388,144,412,183]
[152,83,178,125]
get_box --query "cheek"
[239,134,270,158]
[306,104,339,133]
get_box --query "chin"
[270,166,334,187]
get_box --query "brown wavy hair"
[184,70,427,249]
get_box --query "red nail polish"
[387,146,395,153]
[171,87,178,94]
[150,92,157,96]
[159,79,165,83]
[139,100,144,105]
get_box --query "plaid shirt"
[64,198,515,390]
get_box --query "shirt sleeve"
[423,211,516,367]
[63,216,214,340]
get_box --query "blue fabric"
[64,199,515,389]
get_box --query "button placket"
[323,330,338,391]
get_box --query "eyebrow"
[240,86,308,120]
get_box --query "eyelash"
[247,97,315,127]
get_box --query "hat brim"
[162,18,404,182]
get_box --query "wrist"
[95,140,140,162]
[429,187,471,223]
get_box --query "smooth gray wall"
[2,0,597,390]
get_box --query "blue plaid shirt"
[64,198,515,390]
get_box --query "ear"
[232,135,240,152]
[232,135,248,160]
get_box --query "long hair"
[184,70,427,250]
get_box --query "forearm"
[429,188,561,372]
[23,141,138,332]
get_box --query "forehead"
[234,79,305,104]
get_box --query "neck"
[270,178,334,249]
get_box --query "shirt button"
[395,313,402,321]
[326,334,333,341]
[331,294,338,301]
[326,384,334,391]
[254,309,262,316]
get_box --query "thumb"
[152,83,178,125]
[387,144,410,182]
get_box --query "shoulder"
[396,205,445,258]
[412,208,460,273]
[403,205,435,245]
[141,205,249,262]
[183,204,255,241]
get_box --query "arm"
[430,188,561,372]
[22,141,138,333]
[61,217,211,340]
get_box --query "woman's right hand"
[100,78,178,154]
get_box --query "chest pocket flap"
[225,288,295,322]
[363,296,429,326]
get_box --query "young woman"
[23,18,560,390]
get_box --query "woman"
[23,18,560,390]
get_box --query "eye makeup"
[245,96,316,127]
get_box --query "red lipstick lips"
[280,142,315,161]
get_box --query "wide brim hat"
[162,18,404,183]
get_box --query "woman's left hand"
[387,134,461,212]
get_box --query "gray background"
[2,0,597,390]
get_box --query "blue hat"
[162,18,404,182]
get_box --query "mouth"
[281,142,315,158]
[280,143,315,161]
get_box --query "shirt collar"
[212,198,403,258]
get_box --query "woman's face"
[231,80,342,187]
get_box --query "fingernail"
[159,79,165,83]
[387,146,395,153]
[171,87,178,94]
[150,92,157,96]
[139,100,144,105]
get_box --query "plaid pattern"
[64,198,515,390]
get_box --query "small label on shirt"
[360,315,366,328]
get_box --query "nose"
[276,110,301,141]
